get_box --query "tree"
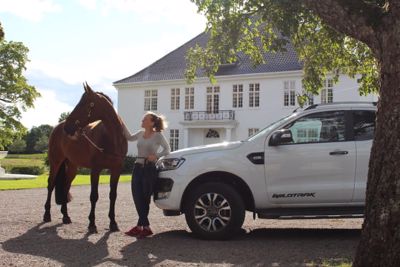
[25,124,53,153]
[7,138,26,153]
[0,22,40,150]
[58,111,70,123]
[189,1,399,266]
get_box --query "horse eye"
[90,102,94,107]
[75,120,80,125]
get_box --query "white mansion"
[114,32,377,156]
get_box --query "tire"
[184,182,245,240]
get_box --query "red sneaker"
[136,228,153,239]
[125,226,142,237]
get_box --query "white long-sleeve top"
[122,123,171,164]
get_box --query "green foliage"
[7,138,27,153]
[9,166,45,175]
[0,24,40,149]
[122,155,136,174]
[25,124,53,153]
[187,0,379,96]
[58,111,70,123]
[1,153,47,172]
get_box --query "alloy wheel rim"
[194,192,231,232]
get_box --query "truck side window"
[286,111,345,144]
[353,110,375,141]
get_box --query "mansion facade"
[114,33,377,156]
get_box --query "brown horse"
[43,83,128,233]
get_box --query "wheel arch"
[180,171,255,213]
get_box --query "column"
[225,128,232,142]
[183,128,189,148]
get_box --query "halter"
[71,98,125,159]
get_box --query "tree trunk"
[354,32,400,267]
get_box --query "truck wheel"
[184,182,245,240]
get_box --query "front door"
[265,110,356,204]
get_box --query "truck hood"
[166,141,243,158]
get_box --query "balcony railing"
[184,110,235,121]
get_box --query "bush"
[122,155,136,174]
[9,166,45,175]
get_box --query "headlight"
[157,157,185,171]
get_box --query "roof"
[114,32,303,85]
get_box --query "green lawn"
[0,173,131,190]
[0,153,132,190]
[1,153,46,171]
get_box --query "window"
[207,86,220,113]
[248,128,259,137]
[353,110,375,141]
[249,83,260,107]
[284,81,296,107]
[170,129,179,151]
[206,129,220,138]
[233,84,243,108]
[144,89,158,111]
[286,111,345,144]
[185,87,194,110]
[170,88,180,110]
[321,79,333,103]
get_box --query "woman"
[123,112,171,238]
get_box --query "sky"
[0,0,206,129]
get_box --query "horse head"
[63,82,113,137]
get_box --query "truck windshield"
[246,113,297,141]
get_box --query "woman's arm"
[156,132,171,158]
[122,121,141,142]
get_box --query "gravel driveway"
[0,182,362,266]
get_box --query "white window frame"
[249,83,260,108]
[321,79,334,104]
[248,128,260,137]
[284,81,296,107]
[170,88,180,110]
[144,89,158,111]
[233,84,243,108]
[170,129,179,151]
[206,86,220,113]
[185,87,194,110]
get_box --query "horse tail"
[55,160,67,205]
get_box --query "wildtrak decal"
[272,193,316,198]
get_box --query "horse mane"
[96,92,113,106]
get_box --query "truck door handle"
[329,150,348,155]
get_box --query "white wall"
[116,71,378,156]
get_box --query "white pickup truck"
[155,102,376,240]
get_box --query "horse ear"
[84,81,93,93]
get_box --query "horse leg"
[88,169,100,233]
[43,160,63,222]
[109,169,121,232]
[61,162,77,224]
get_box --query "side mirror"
[269,129,293,146]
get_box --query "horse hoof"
[109,224,119,232]
[43,214,51,223]
[63,217,72,224]
[88,225,98,234]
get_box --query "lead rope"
[81,131,104,152]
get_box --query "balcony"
[184,110,235,121]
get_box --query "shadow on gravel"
[2,223,112,266]
[2,224,360,266]
[114,228,361,266]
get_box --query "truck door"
[265,110,356,204]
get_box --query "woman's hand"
[147,154,157,162]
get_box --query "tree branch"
[302,0,382,53]
[0,98,12,103]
